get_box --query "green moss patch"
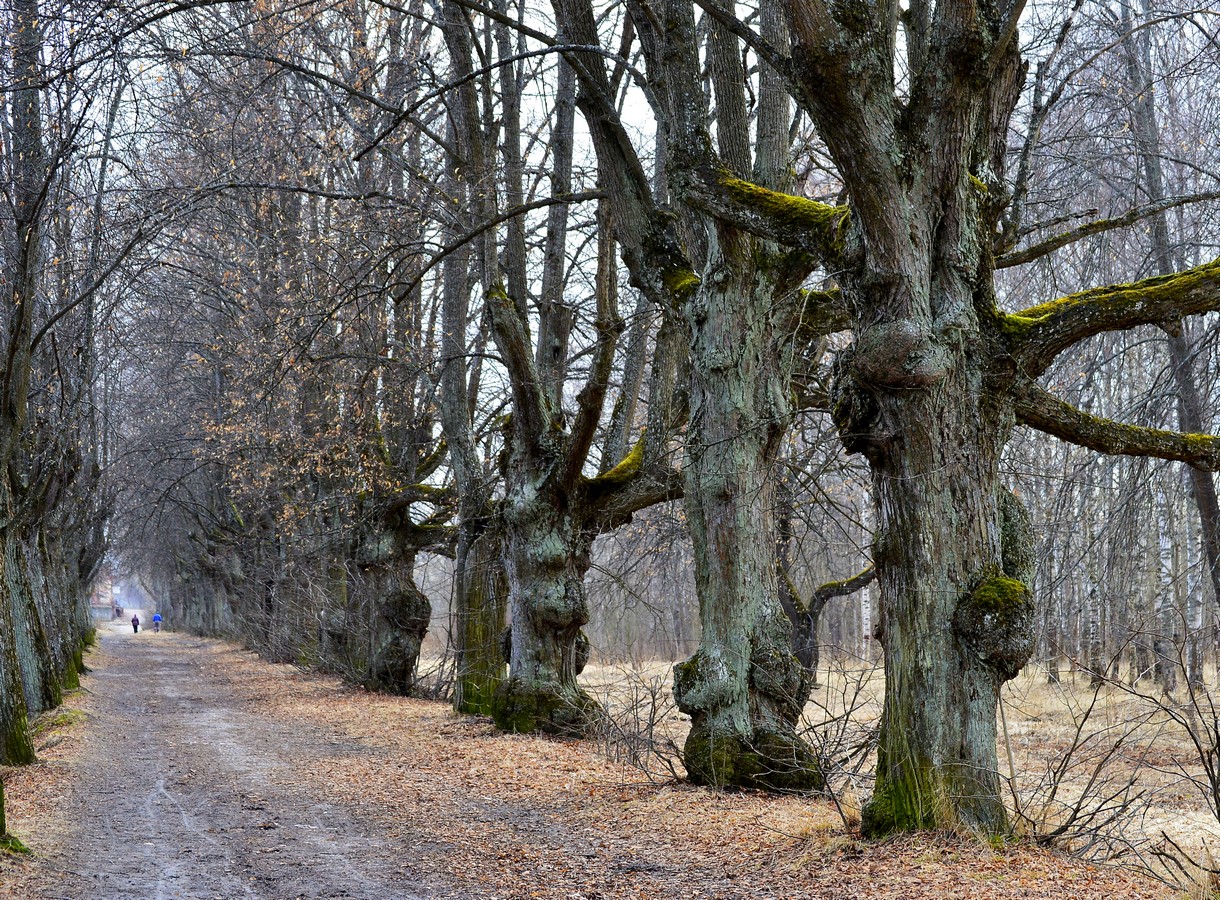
[0,834,30,854]
[490,678,600,737]
[968,576,1028,612]
[30,708,87,739]
[953,574,1036,680]
[719,174,850,255]
[583,435,645,498]
[682,725,823,793]
[662,267,701,302]
[1,713,36,767]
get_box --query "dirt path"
[17,623,431,899]
[3,626,1175,900]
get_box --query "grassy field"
[578,653,1220,889]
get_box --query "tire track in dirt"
[38,624,433,900]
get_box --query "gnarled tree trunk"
[839,335,1036,832]
[493,468,597,733]
[675,251,821,791]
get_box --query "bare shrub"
[586,664,684,781]
[800,652,882,828]
[1094,623,1220,894]
[1003,630,1220,892]
[1005,667,1156,861]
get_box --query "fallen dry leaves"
[1,635,1182,899]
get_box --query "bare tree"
[643,0,1220,835]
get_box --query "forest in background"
[3,0,1220,878]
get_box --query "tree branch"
[689,0,797,93]
[997,192,1220,268]
[676,164,850,267]
[792,287,851,338]
[1013,377,1220,471]
[562,206,626,491]
[1006,257,1220,376]
[484,285,551,457]
[809,566,877,611]
[585,457,684,533]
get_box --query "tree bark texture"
[846,366,1035,834]
[673,246,822,791]
[493,463,598,734]
[8,528,60,716]
[0,519,35,766]
[453,527,508,715]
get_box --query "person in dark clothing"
[131,614,140,634]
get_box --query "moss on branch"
[1017,259,1220,320]
[717,174,850,258]
[1015,377,1220,470]
[1000,258,1220,372]
[583,434,645,495]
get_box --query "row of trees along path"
[3,0,1220,863]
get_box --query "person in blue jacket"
[152,613,162,633]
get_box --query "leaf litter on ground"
[1,634,1175,899]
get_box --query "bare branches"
[1013,377,1220,471]
[997,192,1220,269]
[688,0,793,94]
[561,204,626,492]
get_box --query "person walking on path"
[152,613,162,633]
[131,614,140,634]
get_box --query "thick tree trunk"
[453,527,507,715]
[0,496,35,767]
[841,315,1035,834]
[7,527,60,717]
[334,499,433,695]
[492,474,596,735]
[350,526,431,694]
[673,252,821,792]
[869,414,1031,832]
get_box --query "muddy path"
[32,623,432,900]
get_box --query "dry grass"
[585,652,1220,884]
